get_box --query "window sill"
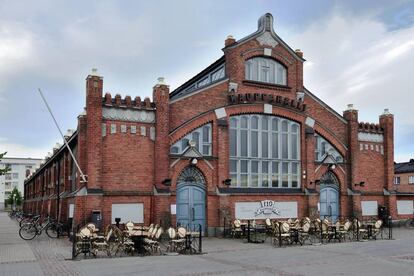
[242,80,292,92]
[218,187,303,194]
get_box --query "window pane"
[240,175,248,187]
[230,160,237,173]
[282,133,288,158]
[182,138,189,150]
[291,175,298,188]
[272,133,278,158]
[230,129,237,156]
[241,116,248,128]
[291,134,298,159]
[282,162,289,187]
[241,130,248,157]
[230,118,237,128]
[251,175,259,187]
[251,161,259,173]
[171,146,179,154]
[262,133,268,158]
[272,174,279,187]
[202,126,210,142]
[230,173,238,186]
[241,160,248,173]
[262,174,269,187]
[251,116,259,129]
[282,120,288,132]
[192,132,200,150]
[202,145,210,155]
[291,124,299,133]
[262,161,268,173]
[262,116,268,130]
[272,118,278,131]
[251,131,258,157]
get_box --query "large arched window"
[245,57,287,85]
[229,114,300,188]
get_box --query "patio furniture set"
[230,217,387,247]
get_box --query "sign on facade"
[397,200,414,215]
[361,201,378,216]
[235,200,298,220]
[111,203,144,223]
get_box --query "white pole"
[37,88,87,183]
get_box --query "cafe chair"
[167,227,186,252]
[352,218,368,240]
[372,220,383,239]
[91,226,113,256]
[125,221,134,233]
[144,226,163,254]
[337,220,352,242]
[299,221,311,245]
[231,219,243,238]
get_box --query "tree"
[6,187,22,207]
[0,152,10,175]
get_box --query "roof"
[224,13,305,62]
[170,56,226,101]
[395,160,414,174]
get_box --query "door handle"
[192,207,195,221]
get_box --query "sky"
[0,0,413,162]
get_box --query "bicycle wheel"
[405,219,414,229]
[46,224,59,238]
[19,224,37,240]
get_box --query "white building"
[0,157,42,210]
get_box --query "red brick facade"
[23,13,412,234]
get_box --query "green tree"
[0,152,10,175]
[6,187,22,206]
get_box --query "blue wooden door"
[320,187,339,222]
[177,185,205,232]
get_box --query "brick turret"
[153,77,170,188]
[85,69,103,189]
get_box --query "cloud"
[287,12,414,161]
[0,138,50,159]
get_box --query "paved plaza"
[0,212,414,276]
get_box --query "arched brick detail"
[170,112,216,145]
[315,165,347,195]
[170,159,214,192]
[225,103,306,124]
[314,124,347,157]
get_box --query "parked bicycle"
[19,216,64,240]
[405,212,414,228]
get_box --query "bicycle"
[19,216,64,240]
[405,212,414,229]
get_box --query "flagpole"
[37,88,87,183]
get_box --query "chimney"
[225,35,236,47]
[295,49,303,57]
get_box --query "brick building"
[23,13,411,235]
[393,160,414,217]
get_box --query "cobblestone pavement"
[1,211,414,276]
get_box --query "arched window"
[229,114,300,188]
[170,123,212,156]
[315,134,344,163]
[245,57,287,85]
[177,166,205,184]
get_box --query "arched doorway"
[319,171,340,221]
[176,166,206,232]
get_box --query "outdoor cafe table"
[127,230,148,256]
